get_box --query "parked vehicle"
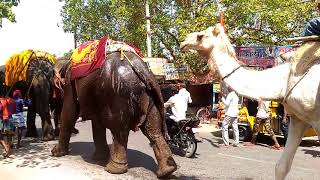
[218,101,317,141]
[165,113,199,158]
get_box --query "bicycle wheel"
[196,107,210,124]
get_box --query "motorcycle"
[165,113,200,158]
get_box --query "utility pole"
[145,0,152,57]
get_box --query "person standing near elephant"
[0,97,15,158]
[220,87,240,147]
[12,90,31,148]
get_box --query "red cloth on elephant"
[71,36,109,80]
[0,97,16,121]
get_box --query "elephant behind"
[3,54,57,141]
[52,50,177,178]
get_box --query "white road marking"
[217,153,316,172]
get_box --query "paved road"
[1,118,320,180]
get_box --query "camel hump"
[292,41,320,75]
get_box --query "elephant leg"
[105,129,129,174]
[275,118,309,180]
[51,84,78,157]
[141,104,177,178]
[25,106,38,138]
[53,111,60,136]
[40,112,55,141]
[92,120,109,161]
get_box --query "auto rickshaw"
[218,99,317,141]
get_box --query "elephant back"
[4,50,57,87]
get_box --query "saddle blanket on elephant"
[71,36,109,80]
[71,36,142,80]
[5,50,57,86]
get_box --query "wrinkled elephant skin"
[52,52,177,178]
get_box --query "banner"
[274,46,298,65]
[235,46,275,68]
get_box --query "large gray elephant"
[51,50,177,178]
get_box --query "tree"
[0,0,20,27]
[221,0,316,46]
[60,0,318,72]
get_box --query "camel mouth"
[179,43,189,52]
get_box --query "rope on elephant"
[4,50,57,86]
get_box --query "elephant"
[51,59,79,136]
[51,50,177,178]
[0,58,57,141]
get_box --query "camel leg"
[275,118,309,180]
[140,104,177,178]
[105,129,129,174]
[51,83,78,157]
[92,119,109,161]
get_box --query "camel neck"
[210,49,290,101]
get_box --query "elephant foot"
[42,134,55,141]
[105,160,128,174]
[92,150,109,161]
[51,144,68,157]
[25,130,38,138]
[156,156,177,178]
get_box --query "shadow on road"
[69,141,158,172]
[201,137,221,148]
[302,149,320,158]
[0,137,61,169]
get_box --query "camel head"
[182,23,227,49]
[180,23,237,72]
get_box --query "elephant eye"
[197,34,204,41]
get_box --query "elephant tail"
[125,52,168,139]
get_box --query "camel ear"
[212,23,225,36]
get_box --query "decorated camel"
[180,23,320,180]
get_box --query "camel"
[180,23,320,180]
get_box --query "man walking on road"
[221,87,240,147]
[244,100,281,150]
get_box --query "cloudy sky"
[0,0,74,65]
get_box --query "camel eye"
[197,34,204,41]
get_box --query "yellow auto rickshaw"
[218,99,317,141]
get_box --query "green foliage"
[60,0,318,72]
[0,0,20,27]
[60,49,73,60]
[222,0,316,45]
[176,51,208,74]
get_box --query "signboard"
[163,63,188,80]
[212,83,220,93]
[235,46,275,68]
[143,58,167,76]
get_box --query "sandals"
[243,142,256,147]
[271,145,282,150]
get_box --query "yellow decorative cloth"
[5,50,57,86]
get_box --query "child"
[12,90,31,148]
[0,97,15,158]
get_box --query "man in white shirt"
[221,88,240,147]
[164,83,192,122]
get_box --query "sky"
[0,0,74,65]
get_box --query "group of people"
[220,87,290,149]
[0,90,31,158]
